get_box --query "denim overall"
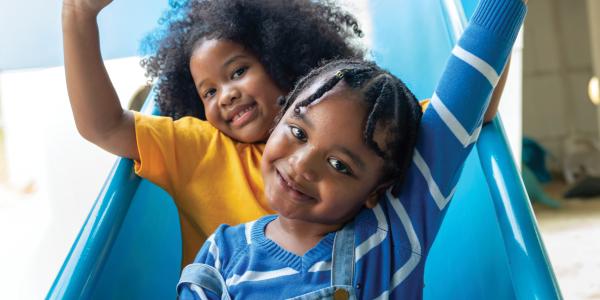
[177,221,357,300]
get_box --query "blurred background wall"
[0,1,167,298]
[523,0,599,172]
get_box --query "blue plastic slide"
[47,0,562,299]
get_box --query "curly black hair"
[280,59,423,189]
[141,0,365,120]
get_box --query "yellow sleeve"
[133,111,217,196]
[420,99,430,112]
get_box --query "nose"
[219,85,241,107]
[288,147,319,182]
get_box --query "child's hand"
[63,0,113,17]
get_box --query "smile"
[228,103,257,128]
[276,169,315,203]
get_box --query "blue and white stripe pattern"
[179,0,526,298]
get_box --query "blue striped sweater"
[179,0,527,298]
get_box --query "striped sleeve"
[193,233,221,270]
[398,0,527,254]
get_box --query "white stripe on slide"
[452,45,499,86]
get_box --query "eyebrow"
[292,109,366,171]
[292,109,314,129]
[196,54,249,91]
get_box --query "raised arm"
[392,0,528,255]
[62,0,139,160]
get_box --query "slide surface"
[47,0,561,299]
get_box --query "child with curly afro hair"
[142,0,365,121]
[62,0,364,266]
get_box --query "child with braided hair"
[177,0,527,298]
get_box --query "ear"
[365,181,394,209]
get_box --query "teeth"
[281,173,299,192]
[233,105,253,121]
[287,180,302,193]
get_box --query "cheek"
[262,126,293,166]
[322,179,374,205]
[202,101,222,123]
[249,75,283,107]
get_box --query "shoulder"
[174,116,216,131]
[133,111,214,134]
[134,112,235,150]
[194,223,251,272]
[133,111,214,131]
[210,222,251,252]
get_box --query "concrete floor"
[535,180,600,299]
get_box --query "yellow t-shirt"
[133,112,274,265]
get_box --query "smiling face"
[262,81,388,226]
[189,39,285,143]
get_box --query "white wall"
[588,0,600,136]
[523,0,598,171]
[496,30,524,168]
[0,57,146,299]
[339,0,373,50]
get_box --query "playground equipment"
[47,0,561,299]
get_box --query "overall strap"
[331,220,356,287]
[177,263,232,300]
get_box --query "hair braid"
[294,71,345,110]
[278,58,423,188]
[363,76,391,158]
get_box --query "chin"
[240,126,269,143]
[265,191,298,219]
[234,130,260,143]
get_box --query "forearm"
[483,56,511,123]
[62,4,138,159]
[484,0,526,122]
[432,0,525,138]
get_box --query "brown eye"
[203,88,216,99]
[328,158,352,175]
[289,125,307,142]
[232,66,247,79]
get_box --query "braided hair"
[141,0,364,120]
[280,59,423,188]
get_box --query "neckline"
[252,215,335,271]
